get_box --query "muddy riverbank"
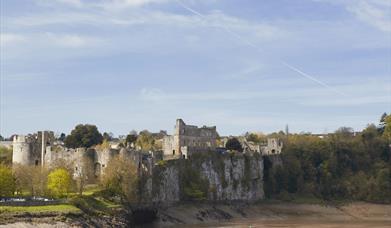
[1,201,390,227]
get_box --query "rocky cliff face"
[148,153,264,203]
[151,164,180,202]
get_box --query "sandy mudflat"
[1,202,390,227]
[187,220,391,228]
[157,202,391,227]
[1,222,70,228]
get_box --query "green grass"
[0,204,81,213]
[67,184,102,197]
[68,195,121,215]
[83,184,102,196]
[97,197,121,208]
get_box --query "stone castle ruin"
[13,131,55,167]
[261,138,283,155]
[12,131,153,181]
[11,120,282,187]
[163,119,218,159]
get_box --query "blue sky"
[1,0,390,137]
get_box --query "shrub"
[0,165,15,197]
[47,168,71,198]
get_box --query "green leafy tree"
[0,146,13,165]
[383,114,391,139]
[125,133,138,147]
[64,124,103,148]
[47,168,71,198]
[58,133,66,142]
[0,165,15,197]
[225,137,243,152]
[180,161,209,201]
[103,132,114,141]
[136,130,155,151]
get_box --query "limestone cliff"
[147,152,264,203]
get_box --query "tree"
[95,139,111,151]
[335,127,354,138]
[101,156,138,203]
[47,168,71,198]
[125,134,138,147]
[13,164,48,196]
[136,130,155,151]
[0,165,15,197]
[64,124,103,148]
[383,114,391,139]
[380,112,387,124]
[103,132,114,141]
[0,146,12,165]
[225,137,243,152]
[58,133,66,142]
[246,133,260,143]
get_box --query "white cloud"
[43,33,103,48]
[35,0,83,8]
[9,13,101,27]
[347,0,391,32]
[0,33,25,46]
[298,95,390,106]
[98,0,171,11]
[315,0,391,32]
[56,0,83,7]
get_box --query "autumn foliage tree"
[135,130,155,151]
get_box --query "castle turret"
[175,119,185,136]
[12,135,33,165]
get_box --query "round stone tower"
[12,135,32,165]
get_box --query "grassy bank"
[0,204,80,213]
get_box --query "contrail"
[176,0,346,96]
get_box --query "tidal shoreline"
[1,201,390,227]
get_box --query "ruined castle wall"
[12,135,32,165]
[163,119,218,158]
[261,138,283,155]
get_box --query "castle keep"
[163,119,218,159]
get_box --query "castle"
[11,119,282,180]
[12,131,153,181]
[163,119,218,159]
